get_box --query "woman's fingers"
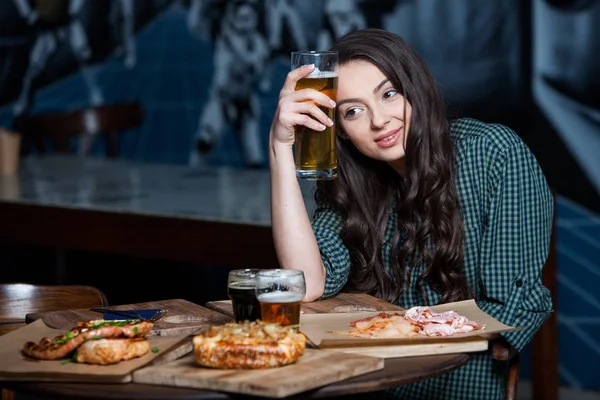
[279,111,329,133]
[273,66,336,140]
[280,64,316,95]
[288,101,334,129]
[288,88,336,109]
[277,92,335,131]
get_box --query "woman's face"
[336,60,412,176]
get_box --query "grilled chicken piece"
[76,338,150,365]
[23,320,153,360]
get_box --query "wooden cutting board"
[319,337,489,358]
[26,299,232,337]
[133,349,384,398]
[299,300,521,358]
[0,320,191,383]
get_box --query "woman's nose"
[370,107,390,130]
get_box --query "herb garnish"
[151,347,159,353]
[90,319,139,329]
[61,351,78,365]
[54,331,76,344]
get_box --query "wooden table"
[206,292,406,317]
[0,155,316,269]
[1,295,472,399]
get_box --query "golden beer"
[257,292,303,327]
[294,73,338,180]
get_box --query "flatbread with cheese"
[192,320,306,369]
[330,306,485,339]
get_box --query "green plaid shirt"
[312,118,554,400]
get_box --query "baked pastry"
[23,319,153,362]
[76,337,150,365]
[192,320,306,369]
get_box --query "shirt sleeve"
[310,203,352,299]
[475,139,554,351]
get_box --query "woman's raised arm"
[268,64,336,301]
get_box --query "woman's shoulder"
[449,117,524,152]
[449,117,530,166]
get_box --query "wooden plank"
[3,353,471,399]
[26,299,232,337]
[0,320,190,383]
[205,293,404,318]
[323,337,489,359]
[132,350,384,398]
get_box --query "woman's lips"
[375,128,401,148]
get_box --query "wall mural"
[0,0,598,207]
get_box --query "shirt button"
[516,280,523,288]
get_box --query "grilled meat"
[23,320,153,360]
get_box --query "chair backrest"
[0,283,108,334]
[531,189,558,400]
[13,103,143,158]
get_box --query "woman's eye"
[383,89,398,99]
[344,108,360,118]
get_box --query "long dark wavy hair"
[316,28,471,305]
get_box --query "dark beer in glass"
[227,269,262,322]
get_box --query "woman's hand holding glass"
[269,64,336,148]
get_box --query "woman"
[269,28,553,399]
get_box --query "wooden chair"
[0,282,109,335]
[493,190,558,400]
[13,103,143,158]
[0,283,109,400]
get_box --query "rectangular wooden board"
[133,349,384,398]
[299,299,520,358]
[0,320,191,383]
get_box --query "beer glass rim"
[256,269,304,278]
[291,50,338,57]
[228,269,263,287]
[229,268,262,277]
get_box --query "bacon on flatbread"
[330,306,484,339]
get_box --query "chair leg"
[506,352,521,400]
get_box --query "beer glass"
[291,51,338,180]
[255,269,306,327]
[227,269,262,322]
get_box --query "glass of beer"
[255,269,306,327]
[291,51,338,180]
[227,269,262,322]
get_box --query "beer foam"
[257,291,304,303]
[307,68,338,79]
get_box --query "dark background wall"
[0,0,599,211]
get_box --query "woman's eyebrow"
[337,98,360,107]
[373,79,390,94]
[338,79,391,108]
